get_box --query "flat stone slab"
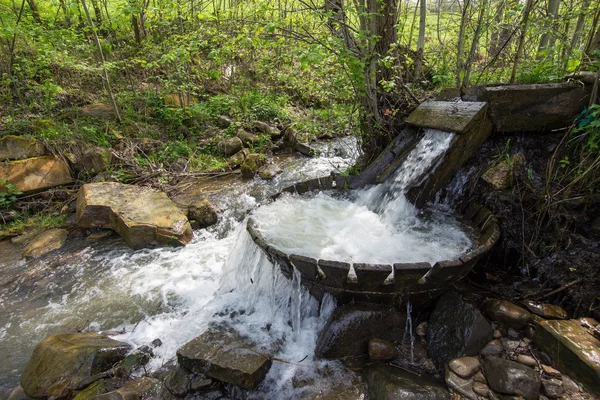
[177,327,271,390]
[1,155,72,194]
[76,182,192,249]
[405,101,488,134]
[535,318,600,397]
[0,135,46,160]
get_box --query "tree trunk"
[26,0,42,25]
[537,0,560,60]
[511,0,534,83]
[455,0,470,87]
[585,4,600,60]
[414,0,426,79]
[462,0,487,87]
[91,0,102,27]
[132,15,142,45]
[490,0,505,58]
[81,0,121,122]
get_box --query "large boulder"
[315,303,405,359]
[76,182,193,249]
[483,356,541,400]
[0,135,45,160]
[176,326,272,390]
[427,292,493,368]
[20,332,130,399]
[365,364,450,400]
[535,318,600,397]
[0,155,73,194]
[22,228,67,258]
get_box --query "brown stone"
[218,137,243,156]
[535,318,600,397]
[522,300,568,320]
[76,182,192,249]
[81,103,116,119]
[0,156,73,194]
[20,333,130,398]
[483,299,532,329]
[481,154,525,190]
[368,338,398,361]
[187,198,218,229]
[22,228,67,258]
[0,135,45,161]
[448,356,481,379]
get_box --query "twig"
[537,279,583,300]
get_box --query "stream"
[0,131,473,398]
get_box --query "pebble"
[507,328,520,339]
[448,356,481,378]
[541,364,561,378]
[473,371,487,383]
[416,322,428,336]
[562,375,580,393]
[480,339,504,357]
[541,378,564,398]
[493,329,502,339]
[483,299,533,329]
[524,326,536,339]
[516,354,537,367]
[501,338,522,352]
[472,382,490,397]
[368,338,398,361]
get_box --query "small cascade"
[402,299,415,364]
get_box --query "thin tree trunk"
[407,0,420,50]
[462,0,487,87]
[26,0,42,24]
[537,0,560,59]
[414,0,426,78]
[511,0,534,83]
[132,15,141,45]
[81,0,121,122]
[91,0,102,27]
[455,0,470,87]
[585,3,600,59]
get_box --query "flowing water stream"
[0,131,472,398]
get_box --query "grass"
[0,213,67,238]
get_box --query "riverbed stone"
[296,142,317,157]
[176,326,271,390]
[522,300,568,320]
[241,153,265,179]
[258,163,282,180]
[0,155,73,194]
[448,356,481,378]
[217,137,243,156]
[365,364,450,400]
[187,198,217,229]
[315,303,405,359]
[516,354,537,368]
[7,386,31,400]
[541,378,564,398]
[534,318,600,397]
[22,228,68,258]
[368,338,398,361]
[445,366,477,400]
[76,182,192,249]
[20,332,131,399]
[0,135,46,160]
[93,377,159,400]
[427,291,493,368]
[483,299,532,329]
[472,382,489,397]
[480,339,504,357]
[482,356,541,400]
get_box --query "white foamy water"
[253,129,472,264]
[0,138,360,399]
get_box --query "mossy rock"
[241,153,265,179]
[20,332,131,398]
[188,198,218,229]
[0,135,45,161]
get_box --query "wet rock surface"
[76,182,193,249]
[522,300,568,320]
[186,198,218,229]
[427,291,493,368]
[448,356,481,378]
[483,299,533,329]
[176,326,272,390]
[483,356,541,400]
[315,303,405,359]
[21,228,67,258]
[535,318,600,397]
[365,364,450,400]
[368,338,398,361]
[20,332,130,398]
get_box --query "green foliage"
[0,178,22,209]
